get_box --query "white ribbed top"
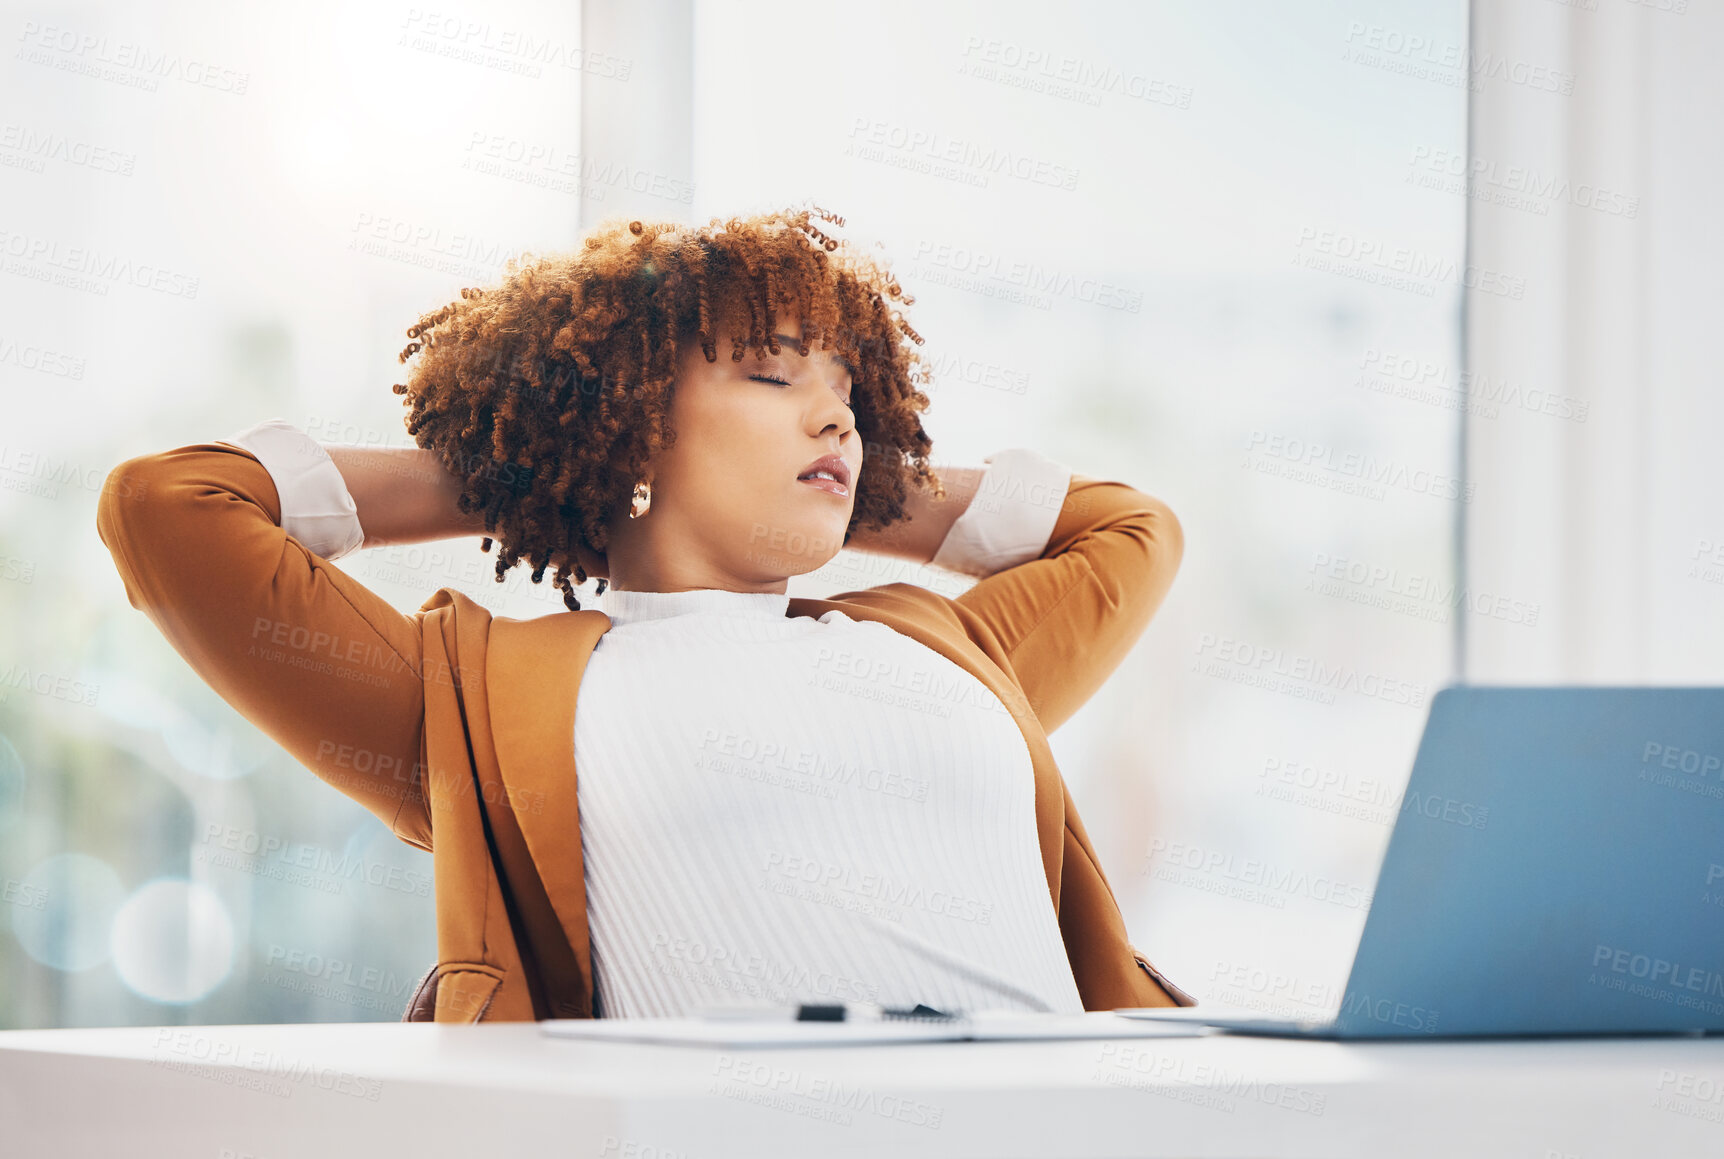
[575,586,1085,1017]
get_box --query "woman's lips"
[796,475,849,497]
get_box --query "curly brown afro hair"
[391,202,941,612]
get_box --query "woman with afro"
[97,203,1192,1021]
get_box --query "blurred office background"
[1,0,1714,1029]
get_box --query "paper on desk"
[539,1010,1213,1049]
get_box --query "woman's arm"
[323,446,490,549]
[847,449,1075,578]
[955,473,1183,734]
[96,437,436,848]
[317,437,605,581]
[219,420,487,559]
[845,464,986,565]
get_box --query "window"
[0,0,1463,1026]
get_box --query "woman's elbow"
[1142,493,1185,581]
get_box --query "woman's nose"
[811,389,855,438]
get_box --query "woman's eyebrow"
[769,332,858,380]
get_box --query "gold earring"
[628,479,652,519]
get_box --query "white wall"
[579,0,692,232]
[1465,0,1724,681]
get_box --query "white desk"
[1,1020,1721,1157]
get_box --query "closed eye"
[751,372,853,408]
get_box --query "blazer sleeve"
[95,434,434,849]
[951,460,1183,734]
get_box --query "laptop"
[1122,685,1724,1039]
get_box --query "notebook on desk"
[1121,686,1724,1040]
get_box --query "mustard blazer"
[96,440,1196,1022]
